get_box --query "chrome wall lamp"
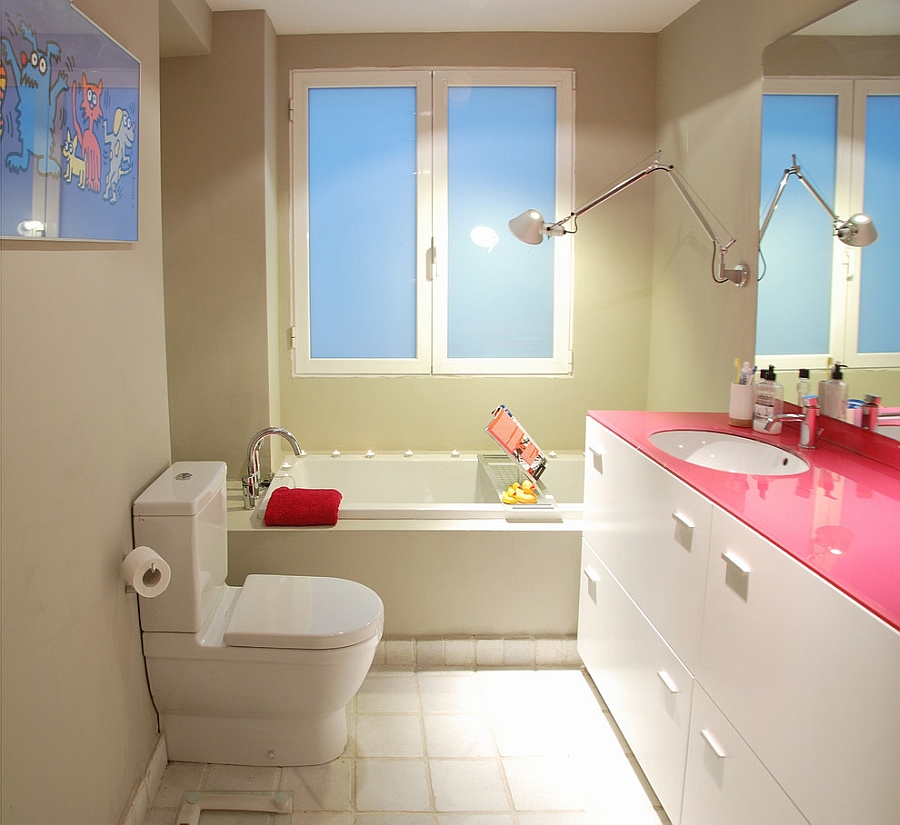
[759,154,878,247]
[508,150,750,287]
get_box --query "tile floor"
[144,667,671,825]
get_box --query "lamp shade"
[508,209,547,245]
[836,213,878,247]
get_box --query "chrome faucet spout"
[242,427,302,509]
[765,396,819,449]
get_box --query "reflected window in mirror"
[757,78,900,372]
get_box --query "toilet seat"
[223,575,384,650]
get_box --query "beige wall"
[161,11,279,474]
[0,0,169,822]
[163,30,658,469]
[649,0,856,411]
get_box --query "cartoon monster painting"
[62,128,86,188]
[0,63,6,138]
[102,106,135,203]
[0,19,69,177]
[71,73,103,192]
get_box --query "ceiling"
[797,0,900,35]
[203,0,704,35]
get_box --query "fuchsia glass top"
[589,410,900,633]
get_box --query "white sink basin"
[648,430,810,476]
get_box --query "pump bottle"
[753,365,784,433]
[819,363,848,420]
[797,368,811,406]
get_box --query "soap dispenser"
[753,365,784,433]
[819,363,848,420]
[797,368,811,406]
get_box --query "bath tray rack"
[477,453,562,522]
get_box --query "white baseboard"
[119,734,167,825]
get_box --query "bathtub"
[252,451,583,522]
[227,451,584,638]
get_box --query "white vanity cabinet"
[579,415,900,825]
[680,684,809,825]
[578,540,694,820]
[579,417,712,823]
[582,417,712,673]
[697,507,900,825]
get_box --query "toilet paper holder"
[124,562,158,594]
[121,546,171,597]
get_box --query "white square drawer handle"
[672,512,695,530]
[721,550,751,575]
[700,728,729,759]
[656,670,680,694]
[583,566,600,584]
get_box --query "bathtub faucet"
[243,427,302,509]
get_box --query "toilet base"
[160,708,348,766]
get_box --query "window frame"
[289,67,575,377]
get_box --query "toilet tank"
[133,461,228,633]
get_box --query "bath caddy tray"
[477,453,562,522]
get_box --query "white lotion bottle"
[818,363,848,419]
[753,365,784,433]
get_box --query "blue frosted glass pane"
[757,95,837,356]
[858,95,900,354]
[308,87,417,359]
[447,86,556,359]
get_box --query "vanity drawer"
[681,684,808,825]
[699,507,900,825]
[578,540,692,824]
[584,417,712,672]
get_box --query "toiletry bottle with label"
[818,363,848,419]
[753,365,784,433]
[797,368,811,406]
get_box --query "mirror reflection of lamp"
[508,149,750,286]
[759,154,879,248]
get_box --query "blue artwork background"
[0,0,140,240]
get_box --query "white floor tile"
[355,759,431,811]
[357,714,425,758]
[280,759,352,811]
[424,714,495,758]
[502,756,599,811]
[418,671,485,714]
[357,672,420,713]
[430,759,511,812]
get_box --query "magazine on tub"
[484,405,548,480]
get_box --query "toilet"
[132,461,383,767]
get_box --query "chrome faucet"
[765,396,819,449]
[242,427,302,509]
[863,394,900,430]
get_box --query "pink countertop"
[589,409,900,633]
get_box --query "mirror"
[760,0,900,429]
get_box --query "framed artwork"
[0,0,140,241]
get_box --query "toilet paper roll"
[122,546,171,598]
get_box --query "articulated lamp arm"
[508,152,749,287]
[759,155,878,247]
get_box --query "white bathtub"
[253,451,583,522]
[229,451,584,637]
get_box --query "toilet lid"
[223,575,384,650]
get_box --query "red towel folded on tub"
[264,486,343,526]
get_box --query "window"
[757,78,900,370]
[290,69,575,376]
